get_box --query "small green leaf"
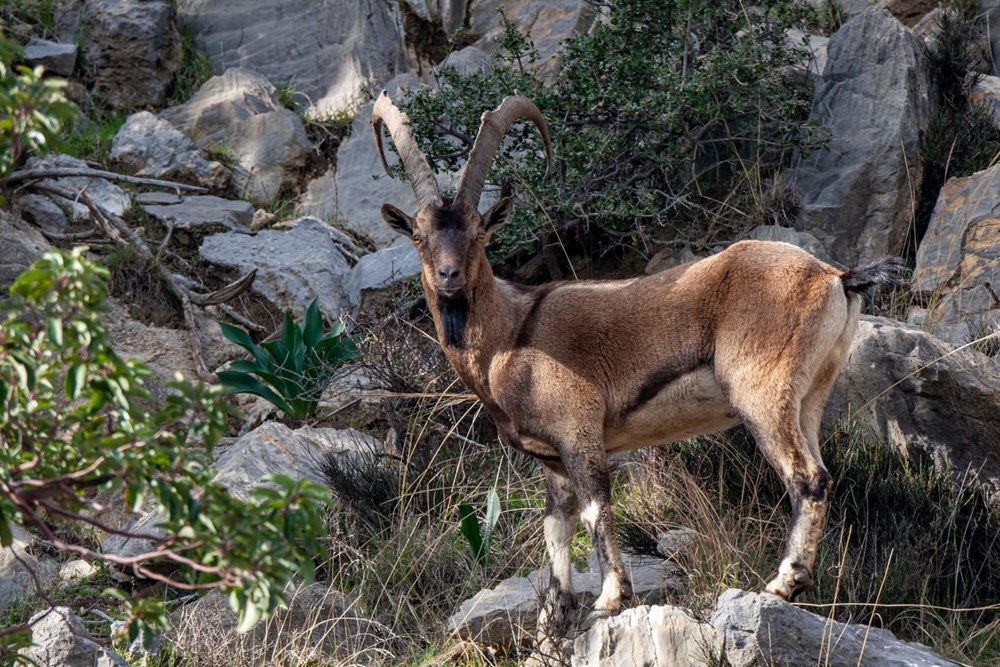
[236,600,262,633]
[65,362,87,399]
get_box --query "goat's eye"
[476,231,486,243]
[412,235,423,245]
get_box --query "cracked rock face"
[81,0,180,109]
[787,7,934,266]
[910,164,1000,348]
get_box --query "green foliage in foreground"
[218,298,360,420]
[0,33,77,182]
[399,0,826,258]
[0,249,329,663]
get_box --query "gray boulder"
[345,239,422,307]
[0,525,59,608]
[160,68,312,206]
[18,608,128,667]
[572,604,721,667]
[103,422,379,561]
[827,316,1000,498]
[199,217,352,315]
[711,589,956,666]
[447,552,681,647]
[330,74,426,249]
[23,38,77,76]
[176,0,406,116]
[80,0,180,109]
[970,74,1000,127]
[910,165,1000,347]
[787,7,934,266]
[111,111,230,191]
[169,582,393,664]
[136,192,253,232]
[211,422,380,500]
[0,211,50,292]
[16,154,131,227]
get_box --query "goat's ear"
[483,197,513,234]
[381,204,413,238]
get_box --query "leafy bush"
[0,33,77,182]
[218,298,360,420]
[400,0,825,262]
[0,249,329,661]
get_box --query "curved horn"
[371,90,442,206]
[455,92,553,208]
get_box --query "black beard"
[437,294,468,348]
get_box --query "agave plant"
[218,299,359,420]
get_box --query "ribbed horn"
[455,92,553,208]
[371,90,442,206]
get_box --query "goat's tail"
[840,256,909,294]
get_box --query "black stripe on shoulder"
[514,283,559,348]
[626,360,705,413]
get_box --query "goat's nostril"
[438,267,461,281]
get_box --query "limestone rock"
[18,607,129,667]
[59,559,100,583]
[111,111,230,191]
[788,8,934,265]
[104,422,379,561]
[18,154,132,225]
[175,0,405,116]
[169,582,393,664]
[80,0,180,109]
[469,0,597,78]
[210,422,380,501]
[1,525,58,608]
[572,605,721,667]
[786,29,830,82]
[332,73,427,249]
[160,69,312,206]
[136,192,253,233]
[711,589,957,666]
[447,552,681,647]
[199,217,352,315]
[23,38,78,76]
[827,316,1000,498]
[345,239,422,307]
[910,165,1000,346]
[0,211,51,293]
[971,74,1000,127]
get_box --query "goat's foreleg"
[537,465,578,636]
[560,440,633,617]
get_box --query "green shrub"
[0,33,77,183]
[399,1,825,261]
[218,298,360,420]
[0,249,329,662]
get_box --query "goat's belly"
[605,367,739,454]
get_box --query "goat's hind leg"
[738,399,832,601]
[537,464,578,637]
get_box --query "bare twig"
[188,269,257,306]
[5,167,209,193]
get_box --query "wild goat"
[372,92,903,624]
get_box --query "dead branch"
[5,167,209,193]
[189,269,257,306]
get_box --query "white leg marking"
[544,514,575,595]
[579,499,600,532]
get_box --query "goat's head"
[372,91,552,300]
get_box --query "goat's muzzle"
[436,265,465,297]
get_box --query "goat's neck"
[426,270,517,398]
